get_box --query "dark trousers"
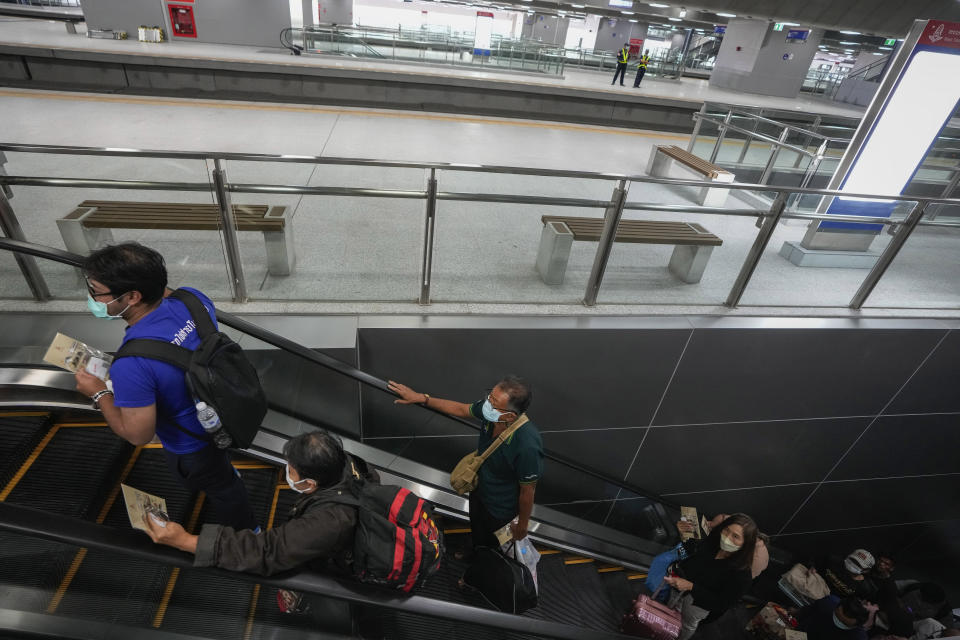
[611,62,627,85]
[164,445,258,530]
[633,66,646,87]
[468,492,514,549]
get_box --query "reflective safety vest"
[638,55,650,69]
[617,48,629,63]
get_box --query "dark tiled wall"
[357,326,960,566]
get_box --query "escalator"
[0,239,690,640]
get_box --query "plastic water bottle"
[195,401,232,449]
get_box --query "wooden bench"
[57,200,295,276]
[536,215,723,285]
[647,145,735,208]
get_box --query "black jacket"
[676,537,752,612]
[194,455,379,576]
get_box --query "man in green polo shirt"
[387,376,543,551]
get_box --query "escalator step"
[0,415,50,490]
[158,468,277,640]
[3,426,131,519]
[520,554,588,628]
[0,531,80,612]
[52,447,197,626]
[599,569,639,619]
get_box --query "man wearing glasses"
[75,242,258,531]
[387,376,542,553]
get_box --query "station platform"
[0,18,864,132]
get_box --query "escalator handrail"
[0,501,630,640]
[0,237,679,510]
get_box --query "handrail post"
[849,201,928,309]
[725,191,788,307]
[735,111,761,164]
[799,140,829,190]
[708,110,732,164]
[794,115,821,168]
[211,159,248,303]
[0,189,50,301]
[686,104,707,152]
[418,169,438,305]
[759,128,790,185]
[583,179,629,306]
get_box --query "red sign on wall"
[168,4,197,38]
[918,20,960,49]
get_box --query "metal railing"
[1,142,959,311]
[690,105,960,197]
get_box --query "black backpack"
[326,468,444,593]
[114,288,267,449]
[462,544,538,613]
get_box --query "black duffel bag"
[462,545,538,614]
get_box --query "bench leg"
[262,226,295,276]
[647,147,671,177]
[699,184,729,208]
[535,221,573,285]
[57,212,114,256]
[668,244,714,284]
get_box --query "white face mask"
[285,464,313,493]
[719,533,742,553]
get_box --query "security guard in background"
[611,43,630,86]
[633,49,651,88]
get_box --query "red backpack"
[328,475,444,593]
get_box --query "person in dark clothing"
[820,549,878,601]
[145,429,378,577]
[633,49,651,87]
[662,513,759,640]
[611,43,630,86]
[798,595,869,640]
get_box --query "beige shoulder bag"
[450,415,529,495]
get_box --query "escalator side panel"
[0,532,79,612]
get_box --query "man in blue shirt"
[75,243,257,531]
[387,376,543,551]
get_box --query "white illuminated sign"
[473,11,493,56]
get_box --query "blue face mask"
[482,399,510,423]
[87,293,129,320]
[833,613,855,630]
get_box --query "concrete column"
[521,13,569,45]
[593,17,646,52]
[318,0,352,25]
[710,18,823,98]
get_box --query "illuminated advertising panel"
[820,20,960,232]
[474,11,493,56]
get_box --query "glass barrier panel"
[738,196,916,307]
[594,184,773,306]
[224,161,425,302]
[860,216,960,310]
[2,150,207,182]
[2,153,231,300]
[430,171,617,305]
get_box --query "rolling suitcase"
[621,587,682,640]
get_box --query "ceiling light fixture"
[668,17,680,21]
[621,10,634,14]
[570,3,584,6]
[839,30,861,35]
[648,2,669,7]
[838,41,858,45]
[629,18,638,22]
[716,12,736,17]
[780,22,799,26]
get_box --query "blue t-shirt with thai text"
[111,287,216,454]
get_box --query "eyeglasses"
[84,277,115,300]
[485,391,514,414]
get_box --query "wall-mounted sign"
[713,25,726,34]
[786,29,809,41]
[773,23,784,32]
[608,0,633,7]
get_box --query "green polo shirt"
[469,400,544,521]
